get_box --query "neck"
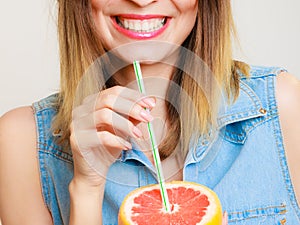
[114,62,175,99]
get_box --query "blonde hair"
[53,0,249,158]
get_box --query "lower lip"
[112,17,170,40]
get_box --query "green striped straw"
[133,60,171,213]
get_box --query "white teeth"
[142,21,149,31]
[124,20,129,29]
[117,17,166,33]
[134,22,142,31]
[150,21,154,31]
[129,22,134,30]
[155,20,159,28]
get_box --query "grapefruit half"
[119,181,222,225]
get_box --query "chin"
[106,40,181,66]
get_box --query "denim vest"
[32,66,300,225]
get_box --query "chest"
[103,121,298,224]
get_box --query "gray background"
[0,0,299,116]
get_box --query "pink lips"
[112,14,170,40]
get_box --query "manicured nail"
[132,127,143,138]
[140,110,154,122]
[143,98,156,107]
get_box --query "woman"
[0,0,299,224]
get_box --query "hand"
[69,86,155,187]
[222,211,228,225]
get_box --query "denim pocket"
[228,203,287,225]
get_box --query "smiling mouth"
[115,16,167,33]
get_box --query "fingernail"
[132,127,143,138]
[140,110,154,122]
[143,98,156,107]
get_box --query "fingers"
[74,86,156,123]
[71,86,156,172]
[96,86,153,105]
[222,211,228,225]
[73,86,155,139]
[71,127,132,159]
[97,131,132,151]
[74,108,146,139]
[70,129,131,173]
[88,86,155,109]
[96,94,154,122]
[94,86,156,121]
[71,128,130,151]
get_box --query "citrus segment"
[119,181,222,225]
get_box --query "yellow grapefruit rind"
[118,181,222,225]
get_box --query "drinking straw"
[133,60,171,213]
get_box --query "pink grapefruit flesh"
[119,181,222,225]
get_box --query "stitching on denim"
[270,75,300,221]
[39,111,51,208]
[223,115,275,143]
[33,94,70,223]
[221,74,282,143]
[39,149,74,165]
[221,115,265,140]
[228,214,282,223]
[38,151,51,212]
[217,82,262,124]
[241,66,287,79]
[239,82,262,108]
[218,110,261,126]
[229,204,286,215]
[271,75,300,218]
[41,109,54,213]
[228,204,286,222]
[44,161,52,217]
[31,105,51,213]
[223,116,268,136]
[33,93,59,112]
[39,142,73,162]
[34,110,52,213]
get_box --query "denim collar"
[120,78,267,172]
[119,140,157,174]
[217,79,266,129]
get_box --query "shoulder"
[241,65,286,79]
[275,71,300,140]
[0,106,38,155]
[275,71,300,204]
[239,65,286,95]
[0,107,37,174]
[0,106,36,132]
[276,72,300,105]
[276,72,300,127]
[0,107,52,224]
[0,94,60,146]
[0,107,37,153]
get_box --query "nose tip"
[128,0,158,7]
